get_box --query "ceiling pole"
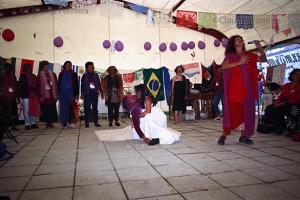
[170,0,186,14]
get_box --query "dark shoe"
[25,125,31,130]
[115,122,120,126]
[148,138,160,145]
[218,135,226,145]
[94,123,101,127]
[31,124,39,129]
[109,122,113,127]
[85,124,89,128]
[239,137,254,145]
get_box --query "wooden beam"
[171,0,186,13]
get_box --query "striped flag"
[11,57,40,79]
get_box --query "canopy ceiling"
[1,0,300,47]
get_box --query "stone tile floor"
[1,119,300,200]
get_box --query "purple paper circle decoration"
[181,42,188,51]
[144,42,152,50]
[170,42,177,52]
[198,41,206,49]
[188,41,195,49]
[214,39,221,47]
[53,36,63,47]
[221,38,228,47]
[103,40,111,49]
[115,41,124,51]
[159,43,167,52]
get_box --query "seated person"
[125,84,181,145]
[265,69,300,134]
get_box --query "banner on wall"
[182,62,202,84]
[143,68,165,101]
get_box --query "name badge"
[90,83,95,89]
[8,87,14,93]
[45,84,51,90]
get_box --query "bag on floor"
[257,116,274,133]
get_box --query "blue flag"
[128,3,149,15]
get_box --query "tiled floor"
[1,119,300,200]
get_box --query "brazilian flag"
[143,68,165,101]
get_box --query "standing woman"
[58,61,79,128]
[2,63,19,130]
[19,64,39,130]
[171,65,187,124]
[218,35,267,145]
[81,62,103,128]
[37,61,58,128]
[102,66,123,127]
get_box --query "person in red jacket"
[265,68,300,134]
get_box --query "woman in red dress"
[218,35,267,145]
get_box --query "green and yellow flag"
[143,68,165,101]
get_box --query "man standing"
[81,62,103,128]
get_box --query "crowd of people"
[0,61,123,130]
[1,35,300,146]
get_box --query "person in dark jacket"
[19,63,39,130]
[2,63,18,130]
[102,66,123,127]
[81,62,103,128]
[58,61,79,128]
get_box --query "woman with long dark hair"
[218,35,267,145]
[171,65,187,124]
[58,61,79,128]
[102,66,123,127]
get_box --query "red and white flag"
[176,10,197,28]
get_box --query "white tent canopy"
[0,0,299,69]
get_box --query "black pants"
[107,103,120,123]
[265,103,291,130]
[84,94,99,125]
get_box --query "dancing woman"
[218,35,267,145]
[95,84,180,145]
[131,84,181,145]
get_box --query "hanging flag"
[282,28,292,37]
[236,14,254,29]
[161,67,171,101]
[143,68,165,101]
[123,72,135,87]
[127,3,149,15]
[278,14,290,32]
[176,10,197,28]
[11,57,40,79]
[134,69,144,85]
[217,14,236,31]
[72,0,97,8]
[146,9,154,24]
[44,0,68,7]
[272,15,279,33]
[153,10,172,24]
[254,15,271,30]
[288,14,300,35]
[198,12,217,29]
[182,62,202,84]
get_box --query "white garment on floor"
[95,106,181,144]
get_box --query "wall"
[0,4,226,71]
